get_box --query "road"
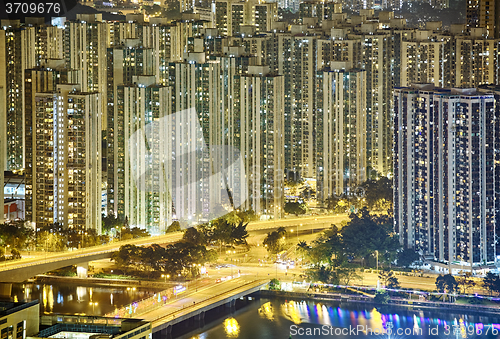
[144,277,267,327]
[0,214,347,275]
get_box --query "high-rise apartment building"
[455,31,500,87]
[394,84,496,266]
[65,14,108,219]
[64,14,107,119]
[235,67,285,219]
[215,0,238,37]
[298,1,324,24]
[30,84,102,232]
[324,2,343,20]
[168,56,226,222]
[24,61,81,229]
[0,21,38,170]
[117,76,172,234]
[316,63,367,201]
[278,34,317,178]
[141,21,178,84]
[400,30,454,88]
[214,0,262,37]
[108,22,139,48]
[254,3,278,33]
[467,0,500,38]
[360,30,394,177]
[106,41,156,219]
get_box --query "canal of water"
[180,297,500,339]
[11,281,164,316]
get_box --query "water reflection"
[189,298,500,339]
[11,282,162,316]
[258,302,274,321]
[223,318,240,338]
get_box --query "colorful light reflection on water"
[185,298,500,339]
[11,282,162,316]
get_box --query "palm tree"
[297,240,309,263]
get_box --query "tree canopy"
[111,241,218,278]
[482,272,500,296]
[263,227,287,254]
[397,248,420,268]
[435,274,458,294]
[341,208,399,264]
[284,201,307,216]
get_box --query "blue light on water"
[57,292,63,304]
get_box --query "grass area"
[455,297,500,306]
[92,273,143,280]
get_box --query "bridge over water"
[0,215,341,297]
[0,233,183,296]
[108,276,268,338]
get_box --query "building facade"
[117,76,172,234]
[30,84,102,233]
[316,64,367,200]
[394,84,496,266]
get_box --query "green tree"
[263,227,287,254]
[338,267,361,286]
[166,221,182,233]
[397,248,420,268]
[285,170,304,197]
[307,266,341,285]
[456,271,476,294]
[284,201,307,216]
[0,220,34,250]
[229,221,249,247]
[296,241,310,262]
[482,272,500,296]
[10,248,21,260]
[111,244,141,268]
[374,291,390,304]
[299,187,316,201]
[386,276,401,289]
[378,269,399,288]
[223,211,242,225]
[161,241,214,277]
[83,229,109,247]
[182,227,206,246]
[341,208,400,265]
[237,209,259,223]
[360,177,393,211]
[142,244,166,272]
[102,213,126,235]
[435,274,458,295]
[269,278,281,290]
[37,224,67,251]
[121,227,150,240]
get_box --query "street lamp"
[162,274,170,283]
[116,226,125,241]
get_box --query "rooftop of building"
[4,171,24,185]
[395,84,497,97]
[0,300,39,317]
[36,316,150,339]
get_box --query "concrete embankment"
[261,290,500,316]
[33,275,168,289]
